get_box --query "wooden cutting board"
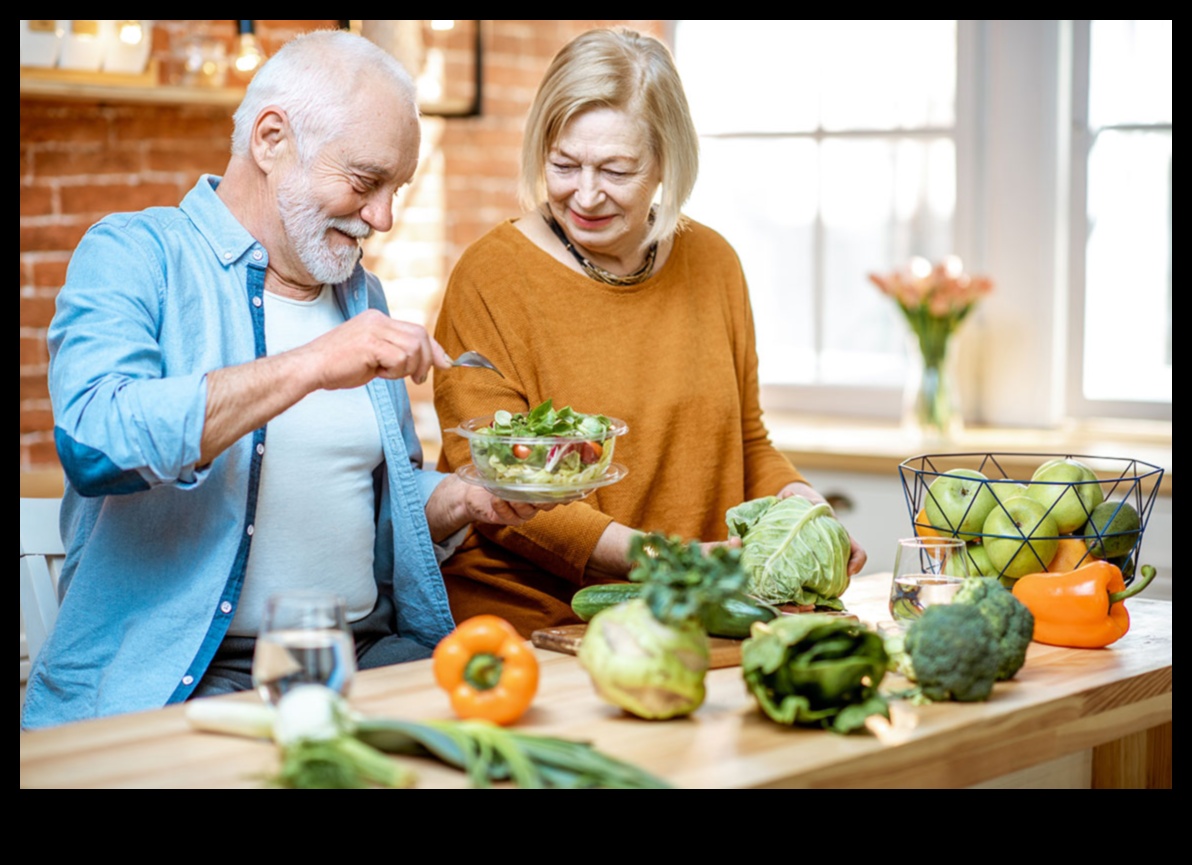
[531,624,747,668]
[531,610,859,669]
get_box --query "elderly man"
[22,31,531,729]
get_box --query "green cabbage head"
[726,496,851,609]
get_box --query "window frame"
[1064,19,1172,422]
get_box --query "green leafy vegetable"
[726,496,852,609]
[486,399,611,438]
[741,614,889,734]
[631,533,748,625]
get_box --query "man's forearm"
[200,352,317,465]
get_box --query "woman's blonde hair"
[519,29,699,246]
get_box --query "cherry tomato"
[512,444,532,460]
[579,441,604,464]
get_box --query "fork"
[447,349,504,378]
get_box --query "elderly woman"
[434,29,865,636]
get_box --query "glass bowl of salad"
[449,400,629,503]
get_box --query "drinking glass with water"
[252,590,356,704]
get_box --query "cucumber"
[700,594,780,639]
[572,583,641,621]
[572,584,779,638]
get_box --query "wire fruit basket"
[898,452,1165,585]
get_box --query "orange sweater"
[433,218,805,636]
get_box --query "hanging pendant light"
[233,19,266,80]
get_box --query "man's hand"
[200,313,450,466]
[424,474,546,543]
[777,481,868,576]
[291,309,450,390]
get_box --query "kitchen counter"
[20,573,1171,788]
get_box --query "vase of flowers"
[869,256,993,443]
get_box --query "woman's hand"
[776,481,868,576]
[425,474,549,542]
[585,527,745,584]
[698,536,742,556]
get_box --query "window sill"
[762,412,1172,496]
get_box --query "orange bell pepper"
[1011,560,1157,649]
[432,615,540,725]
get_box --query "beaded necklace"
[542,211,657,286]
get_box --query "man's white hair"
[231,30,417,163]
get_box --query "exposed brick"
[60,182,181,216]
[20,185,54,217]
[20,408,55,435]
[113,110,234,143]
[20,296,58,330]
[485,62,545,89]
[26,440,61,469]
[20,372,49,402]
[21,336,49,366]
[20,219,91,253]
[20,105,110,144]
[31,259,70,289]
[36,146,143,177]
[145,140,230,175]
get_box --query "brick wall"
[19,20,666,472]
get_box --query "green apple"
[982,496,1060,580]
[1084,499,1140,559]
[1026,458,1105,534]
[942,542,994,578]
[966,542,996,577]
[924,469,997,540]
[990,480,1027,503]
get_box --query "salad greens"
[471,399,617,487]
[487,399,611,438]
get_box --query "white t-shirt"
[229,286,383,635]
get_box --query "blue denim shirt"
[22,176,456,729]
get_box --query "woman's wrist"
[583,521,640,581]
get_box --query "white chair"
[20,497,65,667]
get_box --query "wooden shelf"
[20,64,244,108]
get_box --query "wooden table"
[19,574,1172,788]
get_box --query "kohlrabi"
[577,533,746,720]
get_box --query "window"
[674,20,1172,425]
[674,20,960,416]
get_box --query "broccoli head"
[953,576,1034,681]
[904,604,999,702]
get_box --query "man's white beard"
[277,171,373,285]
